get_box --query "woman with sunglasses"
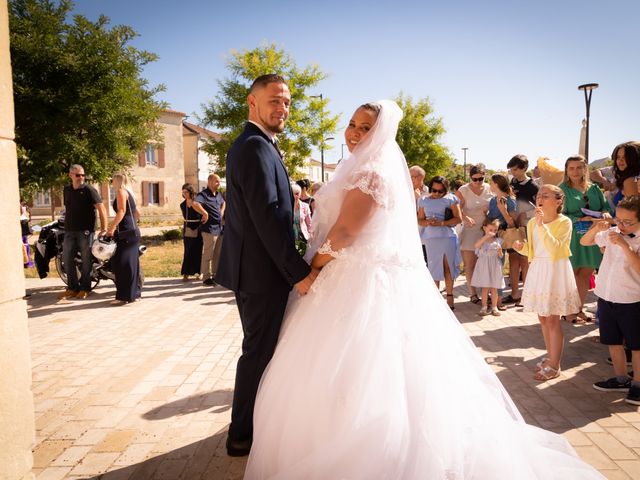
[418,176,462,310]
[559,155,611,323]
[455,164,492,304]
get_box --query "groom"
[216,74,318,456]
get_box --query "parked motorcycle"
[33,213,146,291]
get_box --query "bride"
[244,100,604,479]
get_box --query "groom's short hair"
[250,74,287,93]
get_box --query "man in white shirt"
[581,196,640,405]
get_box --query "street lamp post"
[578,83,599,162]
[320,136,335,182]
[310,93,330,181]
[462,147,469,181]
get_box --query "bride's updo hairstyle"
[357,103,381,116]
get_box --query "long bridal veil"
[245,100,604,479]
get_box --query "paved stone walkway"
[26,277,640,479]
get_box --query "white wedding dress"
[244,101,604,479]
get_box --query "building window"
[145,144,157,166]
[148,182,160,205]
[34,190,51,207]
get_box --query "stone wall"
[0,0,36,478]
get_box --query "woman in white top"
[455,164,493,304]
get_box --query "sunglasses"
[471,176,485,183]
[431,188,445,194]
[583,194,590,210]
[74,173,85,178]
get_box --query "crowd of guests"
[413,142,640,405]
[178,176,322,284]
[48,140,640,401]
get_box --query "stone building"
[0,0,36,477]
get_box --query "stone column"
[0,0,36,478]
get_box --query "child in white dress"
[514,184,581,381]
[471,218,505,316]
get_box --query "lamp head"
[578,83,599,91]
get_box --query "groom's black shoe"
[226,436,252,457]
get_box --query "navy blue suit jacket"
[216,122,311,294]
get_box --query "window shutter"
[138,149,146,167]
[159,182,165,206]
[53,190,63,207]
[157,148,165,168]
[141,181,149,206]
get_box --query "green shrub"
[162,228,182,241]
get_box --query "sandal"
[501,294,521,305]
[571,317,589,325]
[534,365,560,382]
[496,304,507,311]
[534,357,550,373]
[446,294,455,311]
[576,311,592,323]
[470,294,481,304]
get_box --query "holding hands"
[512,240,524,251]
[294,268,320,296]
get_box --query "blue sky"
[73,0,639,171]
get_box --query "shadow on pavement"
[143,390,233,420]
[85,426,247,480]
[25,277,236,318]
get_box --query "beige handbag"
[499,226,526,249]
[183,204,200,238]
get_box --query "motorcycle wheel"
[138,268,145,291]
[55,254,100,291]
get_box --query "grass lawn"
[24,236,184,280]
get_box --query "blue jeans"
[63,230,94,291]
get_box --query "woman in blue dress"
[418,176,462,309]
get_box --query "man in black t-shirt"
[59,164,107,299]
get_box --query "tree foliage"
[395,93,453,181]
[200,43,339,175]
[10,0,165,194]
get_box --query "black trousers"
[229,288,289,441]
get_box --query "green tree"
[200,43,339,175]
[10,0,164,193]
[395,93,453,180]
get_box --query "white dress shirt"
[594,227,640,304]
